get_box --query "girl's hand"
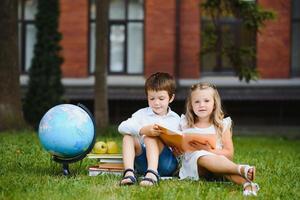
[140,124,162,136]
[188,140,213,151]
[172,146,184,156]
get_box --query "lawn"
[0,129,299,200]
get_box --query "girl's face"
[147,90,174,116]
[191,88,215,121]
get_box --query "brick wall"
[257,0,291,78]
[144,0,177,77]
[179,0,201,78]
[59,0,88,77]
[56,0,292,79]
[144,0,201,79]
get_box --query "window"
[18,0,37,73]
[291,0,300,76]
[89,0,144,74]
[201,11,255,74]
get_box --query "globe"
[38,104,95,159]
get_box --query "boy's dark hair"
[145,72,176,98]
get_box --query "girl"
[177,82,260,196]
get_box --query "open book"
[156,124,216,152]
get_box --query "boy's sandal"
[119,168,137,186]
[238,165,256,182]
[243,182,260,196]
[140,169,160,186]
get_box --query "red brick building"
[19,0,300,125]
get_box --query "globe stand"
[52,103,96,176]
[63,164,70,176]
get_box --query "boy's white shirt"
[118,107,180,140]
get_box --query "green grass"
[0,129,299,200]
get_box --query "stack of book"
[87,153,124,176]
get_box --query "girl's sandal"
[119,168,137,186]
[140,169,160,186]
[243,182,260,196]
[238,165,256,182]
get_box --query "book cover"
[98,163,124,170]
[87,153,123,159]
[87,153,123,163]
[97,159,123,164]
[88,166,123,176]
[156,124,216,152]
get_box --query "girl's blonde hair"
[185,82,224,138]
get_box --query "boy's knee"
[123,134,137,145]
[143,136,151,142]
[123,134,142,153]
[143,136,154,145]
[123,134,134,141]
[144,136,162,143]
[144,136,165,152]
[144,136,162,145]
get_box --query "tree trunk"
[0,0,26,131]
[94,0,109,130]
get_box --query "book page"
[99,159,123,164]
[157,124,217,152]
[156,124,183,136]
[156,124,184,152]
[182,133,216,151]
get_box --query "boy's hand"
[140,124,162,136]
[188,140,213,151]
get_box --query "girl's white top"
[118,107,180,143]
[179,115,232,180]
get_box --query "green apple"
[106,141,118,154]
[93,141,108,154]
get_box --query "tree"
[23,0,64,128]
[0,0,26,131]
[94,0,109,130]
[201,0,275,82]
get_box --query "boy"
[118,72,180,186]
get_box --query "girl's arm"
[210,128,234,160]
[188,128,234,159]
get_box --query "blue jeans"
[134,144,178,176]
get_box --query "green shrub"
[23,0,64,129]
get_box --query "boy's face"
[147,90,174,116]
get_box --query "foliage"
[201,0,275,82]
[1,130,299,200]
[23,0,64,128]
